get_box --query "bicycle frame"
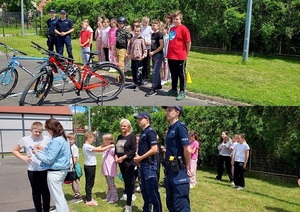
[1,54,48,86]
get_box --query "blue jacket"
[35,136,70,170]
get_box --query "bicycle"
[19,41,125,106]
[0,42,48,99]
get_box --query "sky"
[69,105,86,114]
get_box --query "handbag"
[64,145,78,183]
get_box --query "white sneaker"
[237,186,243,190]
[161,80,166,85]
[231,181,235,186]
[120,194,127,201]
[135,186,141,192]
[190,184,195,188]
[124,205,132,212]
[69,197,83,204]
[132,194,136,201]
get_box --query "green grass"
[1,35,300,105]
[0,27,38,36]
[64,152,300,212]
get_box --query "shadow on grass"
[16,209,35,212]
[265,206,294,212]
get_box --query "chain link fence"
[0,11,42,37]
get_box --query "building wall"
[0,113,73,153]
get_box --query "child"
[189,130,200,188]
[79,21,91,66]
[100,18,111,62]
[12,122,51,212]
[95,20,104,62]
[108,19,118,64]
[145,19,164,97]
[116,16,132,72]
[101,133,118,203]
[67,133,83,204]
[83,19,94,50]
[125,25,133,72]
[160,25,170,85]
[126,24,147,92]
[83,131,114,206]
[231,134,250,190]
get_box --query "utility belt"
[165,156,185,172]
[141,156,155,164]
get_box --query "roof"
[0,106,72,116]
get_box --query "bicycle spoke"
[0,67,18,98]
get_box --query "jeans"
[47,170,69,212]
[81,47,90,66]
[57,35,73,59]
[151,53,163,90]
[27,170,50,212]
[142,49,151,81]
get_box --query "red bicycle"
[19,41,125,106]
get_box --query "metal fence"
[0,11,42,37]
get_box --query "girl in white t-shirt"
[231,134,250,190]
[83,131,114,206]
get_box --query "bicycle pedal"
[75,90,80,96]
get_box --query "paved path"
[0,56,247,106]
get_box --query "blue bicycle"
[0,42,48,99]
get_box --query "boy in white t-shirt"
[231,134,250,190]
[83,131,114,206]
[12,122,51,212]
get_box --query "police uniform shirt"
[138,125,158,163]
[47,17,58,36]
[165,120,189,161]
[116,27,132,49]
[55,18,74,34]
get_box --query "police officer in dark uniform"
[134,112,162,212]
[46,9,58,52]
[54,10,74,59]
[163,106,192,212]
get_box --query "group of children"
[79,12,185,98]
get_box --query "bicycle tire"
[19,70,53,106]
[85,63,125,101]
[0,66,18,99]
[51,64,81,93]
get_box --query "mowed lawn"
[63,152,300,212]
[1,35,300,105]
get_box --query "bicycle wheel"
[85,63,125,101]
[0,66,18,99]
[51,64,81,93]
[19,70,53,106]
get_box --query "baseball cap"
[162,106,182,113]
[49,9,56,13]
[60,10,67,14]
[134,112,151,121]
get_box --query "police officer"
[134,112,162,212]
[46,9,58,51]
[163,106,192,212]
[54,10,74,59]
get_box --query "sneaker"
[142,80,149,85]
[145,90,157,97]
[237,186,244,190]
[156,85,162,90]
[86,200,98,206]
[108,200,117,204]
[132,194,136,201]
[161,80,167,85]
[190,184,195,188]
[164,89,178,97]
[231,181,235,186]
[124,205,132,212]
[120,194,127,201]
[70,198,83,204]
[92,199,98,204]
[135,186,141,192]
[176,91,186,101]
[126,83,136,89]
[49,206,56,212]
[134,86,140,92]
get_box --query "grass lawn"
[64,152,300,212]
[1,35,300,105]
[0,27,38,36]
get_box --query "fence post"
[0,130,3,159]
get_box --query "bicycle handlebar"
[31,41,74,61]
[0,42,27,56]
